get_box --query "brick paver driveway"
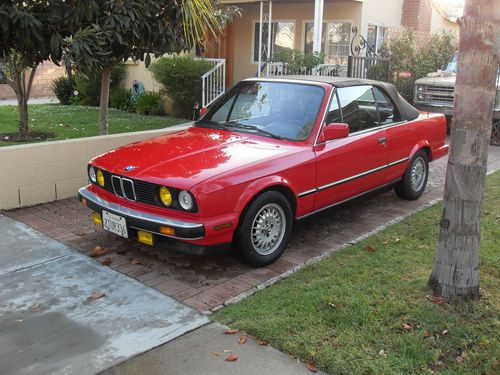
[5,144,500,313]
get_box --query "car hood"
[92,126,293,190]
[414,75,456,86]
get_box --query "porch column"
[313,0,324,54]
[258,1,264,76]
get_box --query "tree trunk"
[18,96,29,140]
[99,67,112,135]
[428,0,499,301]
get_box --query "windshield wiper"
[196,119,231,131]
[225,122,285,140]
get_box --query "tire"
[395,150,429,200]
[235,191,293,267]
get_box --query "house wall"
[430,4,459,35]
[232,1,363,83]
[360,0,403,37]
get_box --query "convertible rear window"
[199,81,325,141]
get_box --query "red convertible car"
[79,76,448,266]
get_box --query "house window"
[304,21,351,64]
[367,24,386,55]
[253,21,295,63]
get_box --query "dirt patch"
[0,130,56,143]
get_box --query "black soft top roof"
[254,75,421,122]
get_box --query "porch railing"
[264,62,348,78]
[195,58,226,108]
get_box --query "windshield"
[198,81,325,141]
[444,53,458,72]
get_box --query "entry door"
[314,85,388,210]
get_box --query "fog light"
[159,186,172,207]
[92,212,102,225]
[137,231,154,246]
[96,169,105,187]
[159,226,176,236]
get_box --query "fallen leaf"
[239,335,248,345]
[224,328,239,335]
[377,349,386,357]
[223,349,232,353]
[31,302,41,311]
[15,319,23,323]
[426,295,447,305]
[306,362,318,373]
[90,246,108,257]
[258,340,268,345]
[225,354,238,362]
[131,258,143,265]
[90,292,105,300]
[328,303,336,308]
[365,245,376,253]
[423,331,431,338]
[442,329,449,335]
[382,240,389,245]
[456,356,464,364]
[402,323,413,331]
[394,238,401,243]
[100,257,112,266]
[418,245,428,249]
[211,352,222,357]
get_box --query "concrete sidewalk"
[0,97,59,106]
[0,215,325,375]
[0,215,208,375]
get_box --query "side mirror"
[323,122,349,141]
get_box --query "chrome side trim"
[297,179,401,220]
[79,187,203,230]
[297,157,410,198]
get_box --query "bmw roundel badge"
[124,165,136,171]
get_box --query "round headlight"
[179,190,194,211]
[88,166,97,183]
[96,169,105,187]
[159,186,172,207]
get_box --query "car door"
[373,86,413,182]
[313,85,388,210]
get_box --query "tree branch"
[26,62,39,99]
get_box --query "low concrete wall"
[0,124,190,211]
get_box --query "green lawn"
[0,104,187,147]
[214,172,500,375]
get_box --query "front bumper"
[79,187,205,239]
[78,187,231,255]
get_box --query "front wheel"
[395,150,429,200]
[235,191,293,267]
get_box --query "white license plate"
[102,210,128,238]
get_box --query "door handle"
[378,137,387,144]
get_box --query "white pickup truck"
[413,52,500,144]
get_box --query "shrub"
[382,28,457,102]
[135,91,164,116]
[110,88,134,111]
[149,56,212,118]
[73,64,127,106]
[51,76,74,105]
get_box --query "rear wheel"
[395,150,429,200]
[235,191,293,267]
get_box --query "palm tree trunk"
[99,67,112,135]
[428,0,499,300]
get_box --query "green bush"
[74,64,127,106]
[110,88,134,111]
[149,56,212,118]
[382,29,457,103]
[51,76,74,105]
[135,91,164,116]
